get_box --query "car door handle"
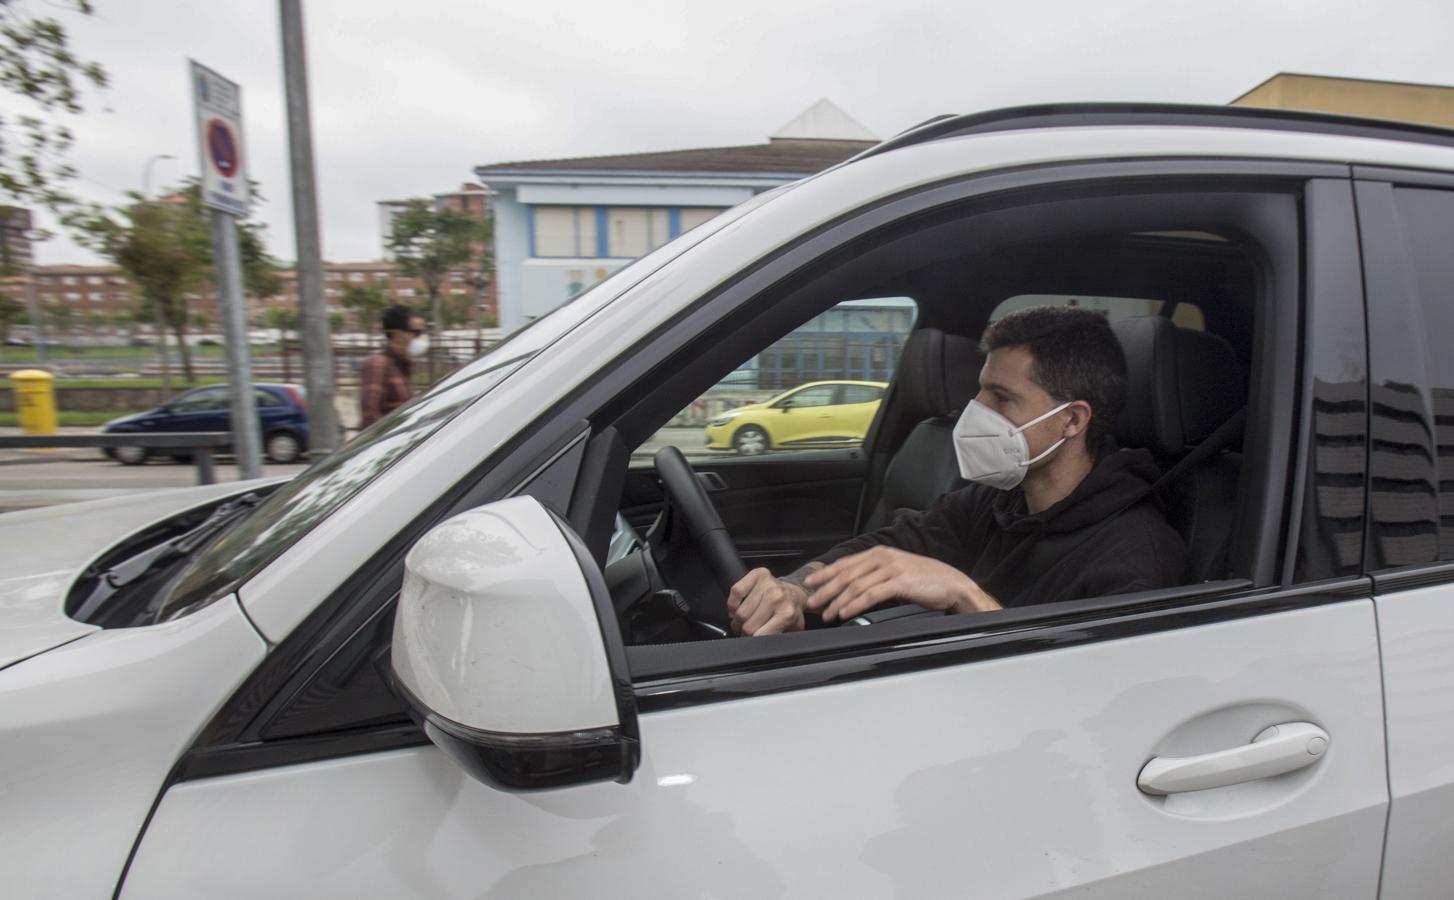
[1137,722,1329,796]
[695,471,728,492]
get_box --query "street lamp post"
[141,153,176,397]
[142,154,176,200]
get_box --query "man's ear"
[1062,400,1094,439]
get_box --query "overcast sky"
[26,0,1454,265]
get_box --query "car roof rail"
[851,102,1454,163]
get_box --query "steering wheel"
[649,446,747,627]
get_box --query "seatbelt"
[1093,405,1247,527]
[1147,406,1247,499]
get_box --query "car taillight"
[286,386,306,410]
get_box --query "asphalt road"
[0,449,309,513]
[0,425,721,514]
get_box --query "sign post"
[190,60,263,480]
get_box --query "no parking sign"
[190,61,250,216]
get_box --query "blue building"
[474,100,876,331]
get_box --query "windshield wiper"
[72,493,264,622]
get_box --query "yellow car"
[704,380,888,455]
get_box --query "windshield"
[157,190,783,620]
[164,352,532,617]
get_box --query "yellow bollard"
[9,369,58,435]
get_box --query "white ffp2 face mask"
[407,335,430,359]
[952,399,1072,490]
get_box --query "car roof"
[790,380,889,389]
[853,102,1454,164]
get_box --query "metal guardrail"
[0,432,233,485]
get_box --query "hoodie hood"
[992,446,1162,535]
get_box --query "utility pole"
[279,0,338,455]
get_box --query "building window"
[532,206,597,258]
[398,288,416,297]
[349,272,366,282]
[62,276,77,285]
[679,207,722,233]
[64,291,80,300]
[605,208,675,257]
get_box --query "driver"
[727,306,1188,636]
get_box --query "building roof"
[771,99,878,141]
[476,101,879,178]
[476,137,874,177]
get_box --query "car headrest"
[895,327,983,421]
[1112,316,1244,455]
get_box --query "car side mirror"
[779,399,793,412]
[390,496,639,792]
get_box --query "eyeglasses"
[390,327,425,336]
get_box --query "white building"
[475,100,877,331]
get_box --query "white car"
[5,104,1454,898]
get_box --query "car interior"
[595,184,1286,658]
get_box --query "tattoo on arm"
[780,561,825,592]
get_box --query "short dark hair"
[981,306,1127,448]
[381,305,418,333]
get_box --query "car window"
[169,387,227,412]
[163,352,535,618]
[1364,185,1454,567]
[254,389,284,408]
[779,385,837,408]
[634,297,914,460]
[840,384,884,404]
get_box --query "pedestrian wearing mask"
[727,305,1187,636]
[358,305,428,429]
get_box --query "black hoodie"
[817,447,1188,607]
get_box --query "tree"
[441,290,473,329]
[339,279,390,340]
[75,179,281,385]
[0,3,107,214]
[75,192,208,384]
[387,200,489,372]
[0,290,23,342]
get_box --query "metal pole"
[279,0,338,456]
[142,153,175,200]
[209,211,264,480]
[24,276,44,364]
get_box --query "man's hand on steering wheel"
[804,546,1002,624]
[727,568,810,636]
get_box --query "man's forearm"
[779,561,824,592]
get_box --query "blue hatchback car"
[102,383,310,465]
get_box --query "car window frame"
[589,167,1318,683]
[180,157,1346,781]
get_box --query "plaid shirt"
[358,350,413,428]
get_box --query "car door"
[770,382,840,446]
[1351,173,1454,898]
[156,385,230,435]
[835,382,885,441]
[118,169,1388,899]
